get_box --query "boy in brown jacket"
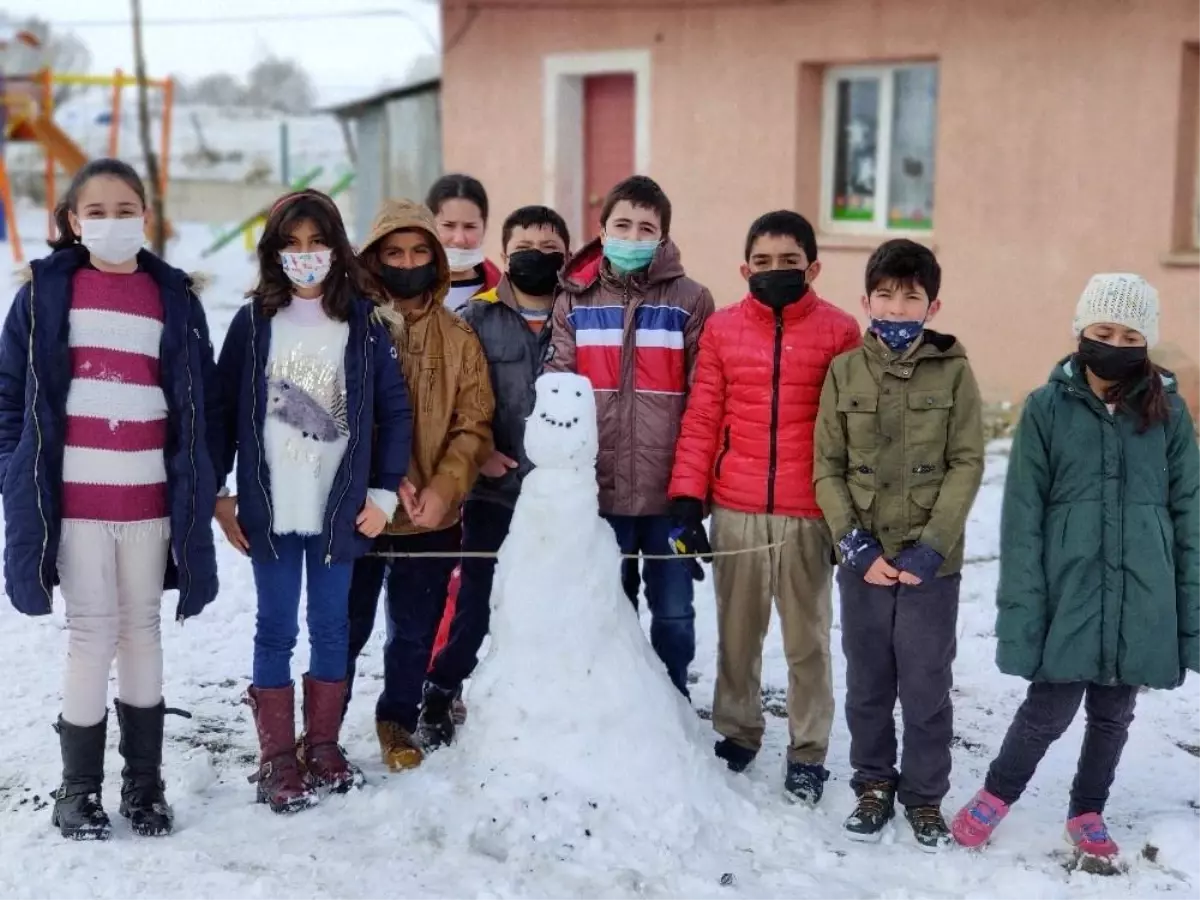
[345,199,494,770]
[545,175,714,697]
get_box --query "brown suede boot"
[376,720,424,771]
[300,674,364,793]
[247,684,317,814]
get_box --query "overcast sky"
[3,0,442,104]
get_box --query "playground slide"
[26,114,89,175]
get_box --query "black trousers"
[984,681,1138,817]
[344,526,461,732]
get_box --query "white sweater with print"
[264,297,396,536]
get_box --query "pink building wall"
[440,0,1199,407]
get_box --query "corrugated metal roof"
[318,76,441,118]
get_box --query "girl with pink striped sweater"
[0,159,221,841]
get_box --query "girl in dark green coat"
[950,274,1199,865]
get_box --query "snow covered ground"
[0,210,1196,899]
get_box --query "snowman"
[456,373,752,864]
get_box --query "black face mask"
[380,262,438,300]
[507,249,565,297]
[1077,337,1148,382]
[748,268,809,311]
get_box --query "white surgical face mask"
[280,249,333,287]
[444,245,485,272]
[79,217,145,266]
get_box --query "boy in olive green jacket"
[813,239,984,851]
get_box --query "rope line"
[367,540,791,561]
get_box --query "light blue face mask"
[602,237,659,274]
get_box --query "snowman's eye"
[575,391,581,397]
[552,388,559,394]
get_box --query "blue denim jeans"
[251,533,354,689]
[604,513,695,697]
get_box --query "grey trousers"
[838,569,960,807]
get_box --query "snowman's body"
[461,374,735,823]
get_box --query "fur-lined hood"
[15,248,211,296]
[358,199,452,307]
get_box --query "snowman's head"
[525,373,598,470]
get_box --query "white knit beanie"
[1072,273,1159,349]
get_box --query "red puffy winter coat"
[669,290,861,517]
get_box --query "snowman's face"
[525,372,598,470]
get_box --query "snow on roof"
[319,73,440,119]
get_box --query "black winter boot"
[115,700,174,836]
[844,781,896,843]
[417,681,456,751]
[714,738,757,773]
[51,716,112,841]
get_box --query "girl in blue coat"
[212,189,412,813]
[0,159,220,840]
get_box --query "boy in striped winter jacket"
[0,160,220,841]
[545,176,714,697]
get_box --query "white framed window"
[820,62,939,234]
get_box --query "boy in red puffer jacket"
[668,211,859,804]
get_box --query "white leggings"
[58,520,170,727]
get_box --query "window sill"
[818,232,937,252]
[1161,250,1200,268]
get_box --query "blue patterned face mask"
[602,237,659,274]
[870,318,924,352]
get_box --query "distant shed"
[321,75,442,242]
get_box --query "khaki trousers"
[710,507,834,764]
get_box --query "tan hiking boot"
[376,720,423,771]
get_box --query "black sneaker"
[905,805,952,852]
[714,738,756,773]
[784,763,829,806]
[844,782,896,842]
[417,682,456,751]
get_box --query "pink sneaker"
[951,788,1010,848]
[1066,812,1119,859]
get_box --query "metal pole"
[109,68,122,157]
[280,121,290,185]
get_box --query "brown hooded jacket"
[359,199,494,535]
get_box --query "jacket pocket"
[906,389,954,446]
[908,483,941,534]
[418,359,443,415]
[847,480,876,535]
[837,392,880,449]
[714,425,731,479]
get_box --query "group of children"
[0,158,1194,866]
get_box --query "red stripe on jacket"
[634,346,686,394]
[576,345,622,391]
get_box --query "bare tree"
[130,0,166,256]
[245,56,315,115]
[182,72,248,108]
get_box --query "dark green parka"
[995,358,1200,688]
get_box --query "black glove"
[668,497,712,581]
[836,528,884,579]
[892,542,944,584]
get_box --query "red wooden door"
[582,74,635,242]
